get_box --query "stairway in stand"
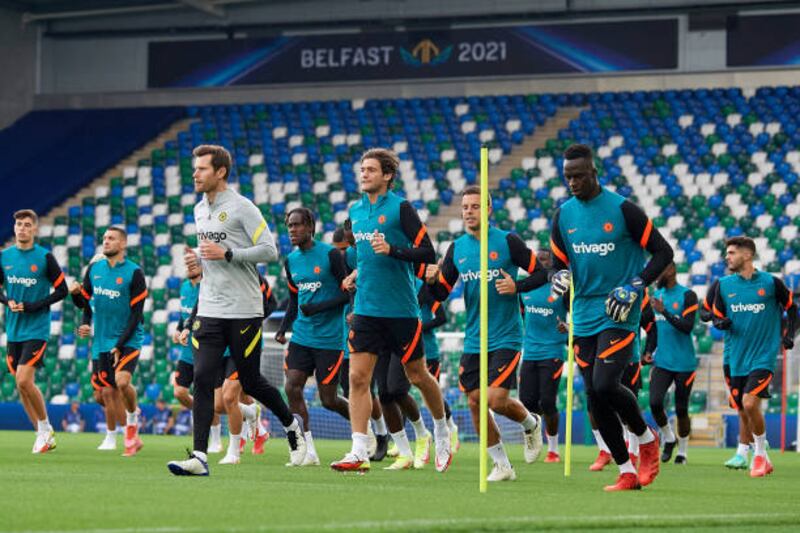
[426,107,586,243]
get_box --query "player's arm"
[773,276,798,348]
[276,263,299,337]
[78,266,95,324]
[640,298,658,361]
[506,233,549,292]
[185,300,199,333]
[230,201,279,264]
[659,290,698,334]
[711,283,731,330]
[549,209,570,271]
[345,246,357,270]
[386,201,436,264]
[621,201,674,286]
[22,253,68,313]
[0,255,7,305]
[700,279,719,323]
[259,275,278,317]
[113,269,147,352]
[428,243,459,302]
[300,249,350,316]
[419,284,447,332]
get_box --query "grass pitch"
[1,430,798,532]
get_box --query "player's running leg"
[577,336,638,490]
[314,349,350,465]
[397,394,433,469]
[621,362,642,464]
[742,370,774,477]
[370,391,389,461]
[113,348,142,457]
[387,355,431,469]
[466,390,515,481]
[672,371,695,464]
[331,351,377,471]
[284,348,315,465]
[590,331,658,490]
[485,350,542,464]
[374,354,414,470]
[168,320,226,476]
[228,318,305,466]
[98,384,122,450]
[220,367,245,465]
[209,386,224,453]
[426,359,459,453]
[540,360,563,463]
[239,393,268,455]
[403,357,452,472]
[14,345,56,453]
[648,367,677,463]
[724,367,752,469]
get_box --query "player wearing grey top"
[168,145,306,477]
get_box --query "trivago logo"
[6,275,37,287]
[572,242,616,256]
[460,269,502,283]
[198,231,227,243]
[525,305,554,317]
[95,286,122,299]
[353,231,386,243]
[298,281,322,293]
[731,302,766,314]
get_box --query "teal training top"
[522,282,568,361]
[0,244,67,342]
[431,226,545,354]
[550,187,673,337]
[652,283,698,373]
[178,279,200,364]
[348,191,435,318]
[713,271,792,376]
[81,258,146,358]
[281,240,348,351]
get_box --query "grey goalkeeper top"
[194,188,278,319]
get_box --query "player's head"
[70,400,80,412]
[286,207,315,247]
[656,262,677,288]
[461,185,492,233]
[192,144,232,194]
[102,226,127,258]
[562,143,599,200]
[360,148,399,195]
[537,249,553,270]
[13,209,38,245]
[725,236,756,273]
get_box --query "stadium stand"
[2,86,799,439]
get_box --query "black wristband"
[225,249,233,263]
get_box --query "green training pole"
[479,146,489,493]
[564,276,575,476]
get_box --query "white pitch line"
[11,512,800,533]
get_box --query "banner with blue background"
[148,18,677,88]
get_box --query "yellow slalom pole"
[564,276,575,477]
[479,146,489,493]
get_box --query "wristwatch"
[224,249,233,263]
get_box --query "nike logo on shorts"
[240,326,251,335]
[609,338,622,345]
